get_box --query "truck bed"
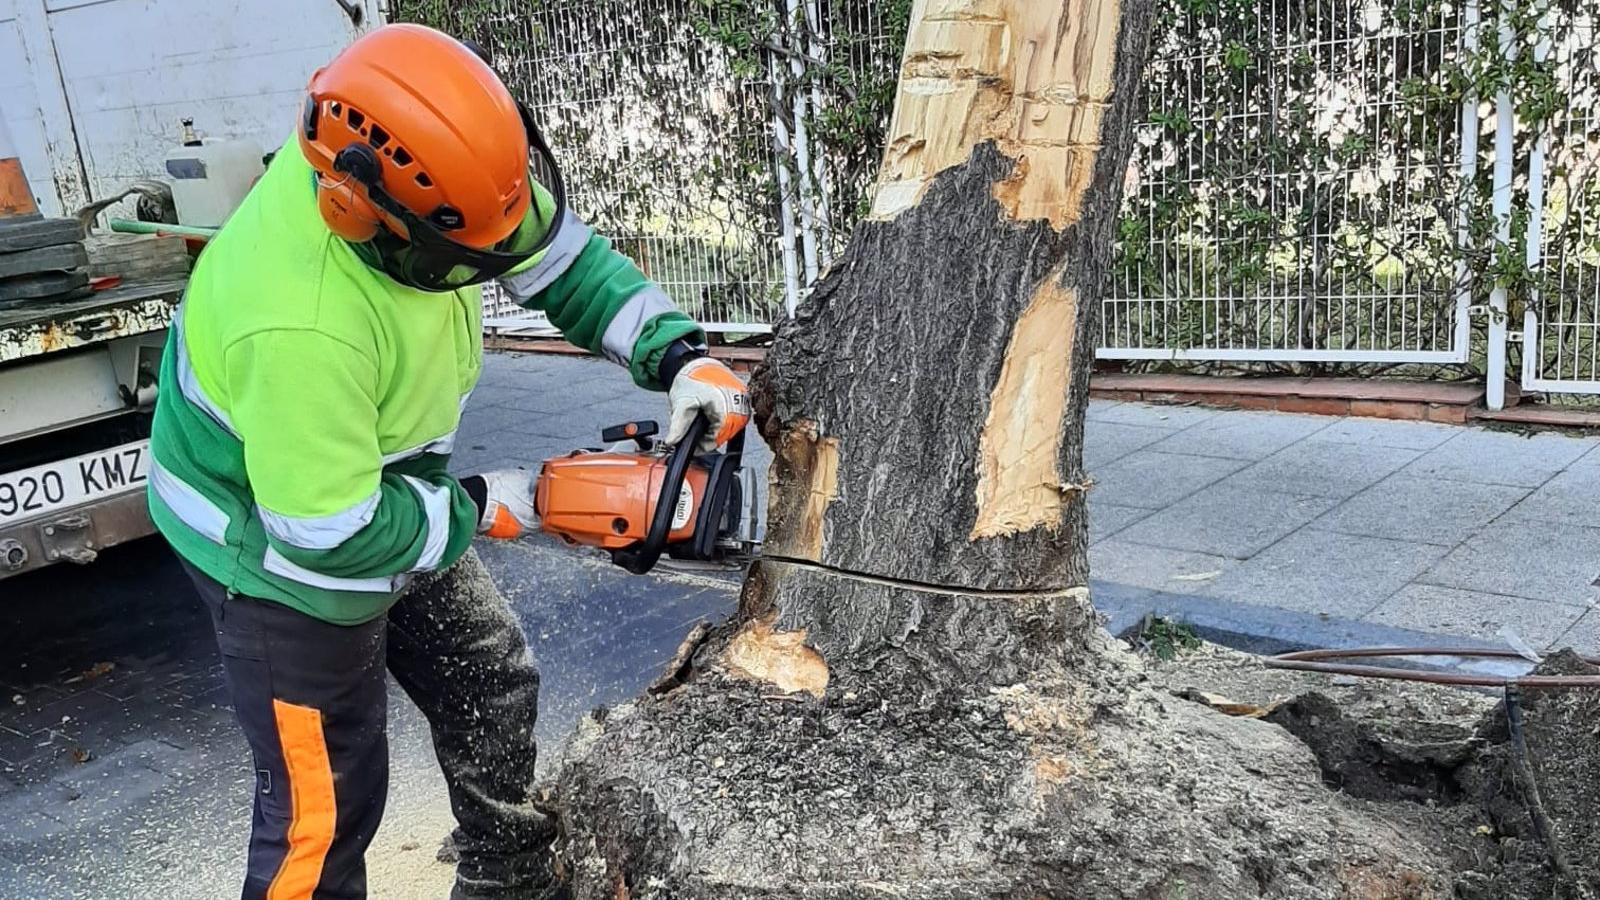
[0,279,184,365]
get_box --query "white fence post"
[804,0,836,260]
[767,42,805,320]
[1485,0,1517,410]
[1451,0,1480,364]
[785,0,822,285]
[1519,5,1552,390]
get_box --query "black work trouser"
[184,548,554,899]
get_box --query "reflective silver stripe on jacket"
[148,458,230,545]
[403,476,452,572]
[256,490,381,551]
[381,431,459,466]
[171,307,238,435]
[378,389,473,464]
[497,211,594,301]
[600,285,677,367]
[263,547,406,594]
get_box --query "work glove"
[666,357,751,452]
[471,469,538,540]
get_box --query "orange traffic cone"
[0,116,40,219]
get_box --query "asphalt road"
[0,353,752,897]
[0,530,738,898]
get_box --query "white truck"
[0,278,176,576]
[0,0,379,580]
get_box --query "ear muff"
[316,143,386,243]
[316,176,383,242]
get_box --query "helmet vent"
[392,147,413,167]
[415,172,433,188]
[346,108,365,130]
[368,124,390,149]
[330,102,342,117]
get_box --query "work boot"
[448,843,567,900]
[449,873,569,900]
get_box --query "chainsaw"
[534,414,763,575]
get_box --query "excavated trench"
[1263,692,1476,804]
[1156,645,1600,899]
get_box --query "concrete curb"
[1093,578,1536,679]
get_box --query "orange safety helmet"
[298,24,566,290]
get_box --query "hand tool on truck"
[535,413,762,574]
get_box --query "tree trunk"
[536,2,1563,897]
[738,0,1145,703]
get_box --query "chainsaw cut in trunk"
[535,1,1587,897]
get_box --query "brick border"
[1088,373,1515,425]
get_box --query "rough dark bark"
[752,142,1095,594]
[535,1,1600,897]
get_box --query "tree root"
[540,632,1466,899]
[534,633,1600,899]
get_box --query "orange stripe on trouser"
[268,699,337,900]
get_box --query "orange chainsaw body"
[535,417,755,575]
[536,448,709,550]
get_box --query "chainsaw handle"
[612,414,709,575]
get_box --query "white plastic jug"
[163,120,265,228]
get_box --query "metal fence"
[394,0,1597,406]
[1101,0,1479,364]
[401,0,1491,358]
[1522,4,1600,392]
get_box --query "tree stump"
[535,1,1585,897]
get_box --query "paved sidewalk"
[1084,398,1599,655]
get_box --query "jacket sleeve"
[225,329,479,583]
[496,187,704,390]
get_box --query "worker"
[145,23,749,900]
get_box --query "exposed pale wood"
[757,421,838,562]
[971,274,1082,539]
[719,613,829,698]
[872,0,1122,229]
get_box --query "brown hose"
[1264,647,1600,689]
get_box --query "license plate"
[0,440,150,526]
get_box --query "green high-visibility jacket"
[148,141,702,625]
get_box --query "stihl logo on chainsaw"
[672,483,694,530]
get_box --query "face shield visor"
[337,103,567,292]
